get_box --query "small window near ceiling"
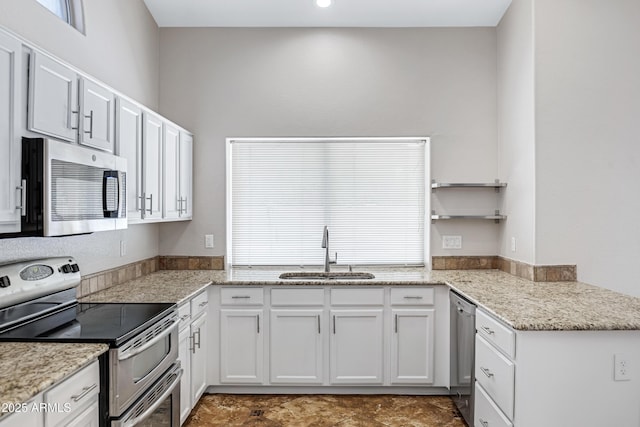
[35,0,85,34]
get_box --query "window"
[228,137,430,266]
[35,0,84,33]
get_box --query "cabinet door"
[0,32,22,233]
[142,112,163,220]
[64,400,99,427]
[220,309,264,384]
[115,97,143,221]
[390,309,435,384]
[162,122,180,219]
[179,132,193,218]
[330,309,384,384]
[190,312,208,404]
[28,51,78,142]
[79,78,114,152]
[178,326,192,425]
[270,309,324,384]
[0,395,43,427]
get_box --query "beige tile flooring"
[184,394,467,427]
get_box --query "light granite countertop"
[0,342,108,415]
[80,266,640,331]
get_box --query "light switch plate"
[442,235,462,249]
[205,234,215,249]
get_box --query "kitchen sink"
[279,272,375,280]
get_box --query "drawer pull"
[403,296,423,299]
[480,367,494,378]
[198,301,208,307]
[481,326,495,335]
[71,383,97,402]
[180,314,190,321]
[232,295,251,299]
[479,418,489,427]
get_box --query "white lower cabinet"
[211,285,445,389]
[0,395,43,427]
[177,290,209,425]
[390,309,435,384]
[269,309,324,384]
[219,309,264,384]
[330,309,384,384]
[474,382,513,427]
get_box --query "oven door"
[111,362,182,427]
[110,313,178,417]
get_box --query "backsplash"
[77,255,224,298]
[432,256,577,282]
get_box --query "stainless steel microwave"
[9,137,127,237]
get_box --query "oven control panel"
[0,257,81,309]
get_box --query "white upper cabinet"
[162,122,180,219]
[79,77,115,152]
[0,31,22,234]
[28,51,78,142]
[142,111,163,220]
[179,131,193,219]
[115,97,143,221]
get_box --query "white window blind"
[229,138,428,266]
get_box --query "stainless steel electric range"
[0,257,182,427]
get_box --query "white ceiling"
[143,0,512,28]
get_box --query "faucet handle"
[330,252,338,265]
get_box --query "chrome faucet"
[321,226,337,272]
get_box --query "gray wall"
[0,0,161,274]
[157,27,501,260]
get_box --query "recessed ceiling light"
[316,0,332,8]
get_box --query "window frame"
[226,136,431,268]
[35,0,85,34]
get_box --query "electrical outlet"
[442,235,462,249]
[511,237,516,252]
[614,353,631,381]
[119,240,126,257]
[205,234,215,249]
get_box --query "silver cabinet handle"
[317,315,321,334]
[333,315,336,334]
[138,193,145,214]
[481,326,495,335]
[257,314,260,333]
[194,327,201,350]
[479,418,489,427]
[183,197,188,214]
[16,179,26,216]
[84,110,94,138]
[70,109,79,130]
[146,193,153,214]
[71,383,97,402]
[231,295,251,299]
[480,367,494,378]
[199,301,208,307]
[394,314,398,333]
[403,296,423,299]
[189,334,195,353]
[180,314,190,322]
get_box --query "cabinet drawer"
[330,288,384,306]
[390,287,434,305]
[474,382,513,427]
[271,288,324,306]
[178,302,191,331]
[44,360,99,427]
[475,335,515,420]
[221,287,264,305]
[191,290,209,317]
[476,309,515,358]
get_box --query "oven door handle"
[121,368,183,427]
[118,320,178,361]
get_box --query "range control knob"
[61,264,72,273]
[0,276,10,288]
[70,264,80,273]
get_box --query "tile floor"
[184,394,467,427]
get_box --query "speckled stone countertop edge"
[0,343,108,416]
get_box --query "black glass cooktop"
[0,302,175,346]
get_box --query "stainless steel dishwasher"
[450,290,476,426]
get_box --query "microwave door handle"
[118,321,177,361]
[120,368,183,427]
